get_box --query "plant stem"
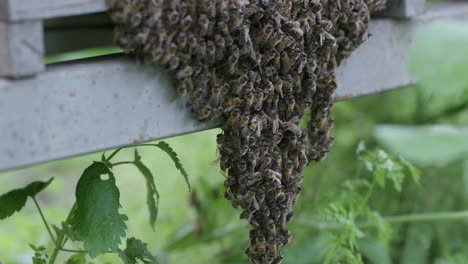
[382,210,468,224]
[296,210,468,230]
[49,203,77,264]
[112,161,135,166]
[106,148,123,162]
[105,143,165,162]
[32,197,56,244]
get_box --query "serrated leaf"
[156,142,191,191]
[32,256,47,264]
[0,189,28,220]
[0,178,53,220]
[70,162,127,258]
[51,224,64,240]
[25,178,54,197]
[62,221,76,241]
[134,150,159,231]
[65,253,87,264]
[29,244,46,252]
[118,237,159,264]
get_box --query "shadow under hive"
[107,0,387,263]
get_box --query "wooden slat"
[0,0,108,21]
[0,20,44,78]
[0,0,425,21]
[381,0,426,18]
[0,3,467,171]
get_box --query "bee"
[168,56,180,71]
[265,66,276,77]
[224,176,237,188]
[259,156,272,170]
[246,173,262,188]
[231,8,244,29]
[255,234,267,254]
[244,92,254,111]
[266,219,277,238]
[198,14,210,36]
[181,15,194,31]
[268,31,283,49]
[206,40,217,64]
[265,169,282,186]
[259,23,274,44]
[220,9,230,22]
[286,21,304,38]
[176,65,193,79]
[259,50,274,67]
[270,77,283,99]
[238,158,247,172]
[167,10,180,25]
[282,75,293,94]
[226,47,240,74]
[284,159,295,179]
[195,40,207,58]
[201,0,216,17]
[196,105,212,120]
[214,34,226,60]
[243,190,260,211]
[319,19,334,31]
[253,91,264,111]
[240,210,251,220]
[286,94,295,113]
[226,108,241,126]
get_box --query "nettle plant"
[0,142,189,264]
[0,140,422,264]
[317,141,421,264]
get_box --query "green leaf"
[51,224,64,239]
[400,156,421,184]
[374,125,468,166]
[70,162,128,258]
[374,167,386,188]
[118,237,159,264]
[32,256,47,264]
[358,237,391,264]
[29,244,46,252]
[409,21,468,118]
[25,178,54,197]
[65,253,87,264]
[156,141,191,191]
[0,189,28,220]
[0,178,53,220]
[134,150,160,231]
[62,221,76,241]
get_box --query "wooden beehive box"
[2,0,468,172]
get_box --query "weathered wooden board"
[0,20,44,78]
[0,0,108,21]
[0,0,427,21]
[0,3,467,171]
[381,0,426,18]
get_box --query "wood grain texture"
[0,0,108,21]
[0,20,45,78]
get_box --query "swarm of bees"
[108,0,386,263]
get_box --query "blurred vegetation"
[1,18,468,264]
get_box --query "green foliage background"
[1,19,468,264]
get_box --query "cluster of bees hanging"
[107,0,386,263]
